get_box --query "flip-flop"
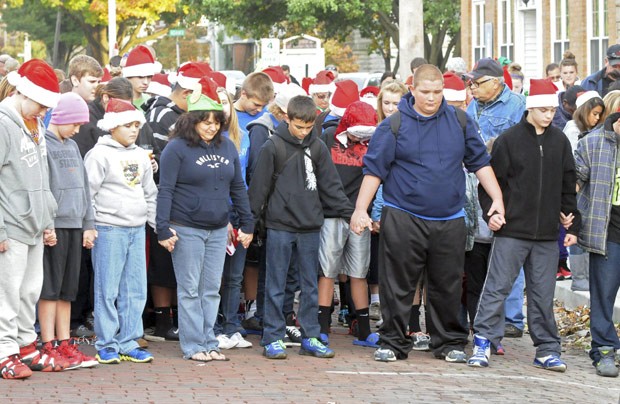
[208,351,230,361]
[190,352,212,362]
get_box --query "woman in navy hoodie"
[156,77,254,362]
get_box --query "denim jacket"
[574,123,617,255]
[466,85,526,142]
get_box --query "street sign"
[169,29,186,37]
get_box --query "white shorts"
[318,218,370,278]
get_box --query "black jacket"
[143,95,184,152]
[248,122,353,233]
[479,112,581,240]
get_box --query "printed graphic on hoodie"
[304,149,317,191]
[330,141,366,167]
[196,153,230,169]
[122,160,141,187]
[20,136,39,167]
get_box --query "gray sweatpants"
[473,236,561,357]
[0,238,44,359]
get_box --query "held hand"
[227,223,235,245]
[487,198,505,218]
[158,228,178,252]
[488,213,506,231]
[351,209,372,235]
[43,229,57,247]
[564,233,578,247]
[560,212,574,229]
[371,220,381,234]
[0,240,7,253]
[82,229,98,249]
[237,230,253,249]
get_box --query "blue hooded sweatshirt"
[363,93,490,218]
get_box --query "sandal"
[190,352,212,362]
[208,351,229,361]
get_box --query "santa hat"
[262,66,289,93]
[173,62,213,89]
[97,98,146,131]
[122,45,159,78]
[335,101,377,142]
[7,59,60,108]
[329,80,360,117]
[100,68,112,85]
[360,86,379,98]
[503,65,513,90]
[187,76,223,112]
[575,90,602,109]
[146,73,172,98]
[526,79,559,109]
[275,83,308,114]
[301,77,313,94]
[206,71,227,89]
[443,72,466,102]
[309,70,336,94]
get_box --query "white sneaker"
[369,302,381,320]
[229,332,252,348]
[216,334,239,350]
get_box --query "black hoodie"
[248,122,353,232]
[143,95,184,151]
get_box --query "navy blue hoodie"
[363,93,490,218]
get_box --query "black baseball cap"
[607,44,620,65]
[463,57,503,81]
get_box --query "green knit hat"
[187,76,223,112]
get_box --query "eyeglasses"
[468,78,494,88]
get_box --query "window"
[550,0,569,63]
[587,0,608,72]
[498,0,514,61]
[473,1,486,62]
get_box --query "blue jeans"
[171,225,227,358]
[261,229,320,346]
[218,245,248,336]
[504,269,525,329]
[92,225,146,353]
[589,241,620,362]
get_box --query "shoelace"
[286,326,301,337]
[307,338,326,350]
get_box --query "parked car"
[219,70,246,94]
[336,72,383,91]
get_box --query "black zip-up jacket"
[248,122,353,233]
[143,95,184,152]
[479,112,581,240]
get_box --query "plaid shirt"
[574,125,617,255]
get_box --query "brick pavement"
[3,324,619,403]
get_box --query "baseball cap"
[463,57,503,81]
[607,44,620,66]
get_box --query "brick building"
[461,0,618,83]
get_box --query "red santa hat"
[262,66,289,93]
[360,86,379,98]
[206,71,227,89]
[329,80,360,117]
[503,65,513,90]
[309,70,336,94]
[526,79,559,109]
[301,77,313,94]
[173,61,213,89]
[335,101,377,141]
[146,73,172,97]
[100,68,112,85]
[122,45,159,78]
[7,59,60,108]
[97,98,146,131]
[442,72,466,102]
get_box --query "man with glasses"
[309,70,336,113]
[582,44,620,97]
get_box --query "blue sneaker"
[533,355,567,372]
[96,347,120,364]
[353,332,380,348]
[120,348,154,363]
[467,335,490,368]
[300,337,335,358]
[263,340,287,359]
[338,309,349,326]
[319,333,329,346]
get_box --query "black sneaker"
[283,326,302,347]
[165,327,179,341]
[241,316,263,335]
[504,324,524,338]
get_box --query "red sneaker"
[20,341,67,372]
[559,267,572,280]
[58,339,98,368]
[0,354,32,379]
[54,340,82,370]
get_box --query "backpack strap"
[454,107,468,135]
[314,109,330,134]
[389,111,401,137]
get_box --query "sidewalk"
[554,278,620,322]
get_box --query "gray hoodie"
[0,97,58,245]
[45,130,95,230]
[84,135,157,228]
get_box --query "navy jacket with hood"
[363,92,490,218]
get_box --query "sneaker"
[263,340,287,359]
[353,332,380,348]
[338,309,349,326]
[374,347,396,362]
[0,354,32,379]
[410,332,431,351]
[369,302,381,320]
[492,342,505,356]
[21,341,67,372]
[120,347,154,363]
[52,340,82,370]
[283,326,302,347]
[165,327,180,341]
[229,332,252,348]
[533,355,567,372]
[58,339,98,368]
[467,335,491,368]
[216,334,239,350]
[444,350,467,363]
[504,324,524,338]
[299,337,335,358]
[241,316,263,335]
[71,324,95,338]
[375,318,383,328]
[96,347,120,364]
[595,346,619,377]
[319,333,329,346]
[348,319,359,337]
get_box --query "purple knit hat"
[50,92,89,125]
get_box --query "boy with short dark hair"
[249,95,353,360]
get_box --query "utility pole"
[399,0,425,81]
